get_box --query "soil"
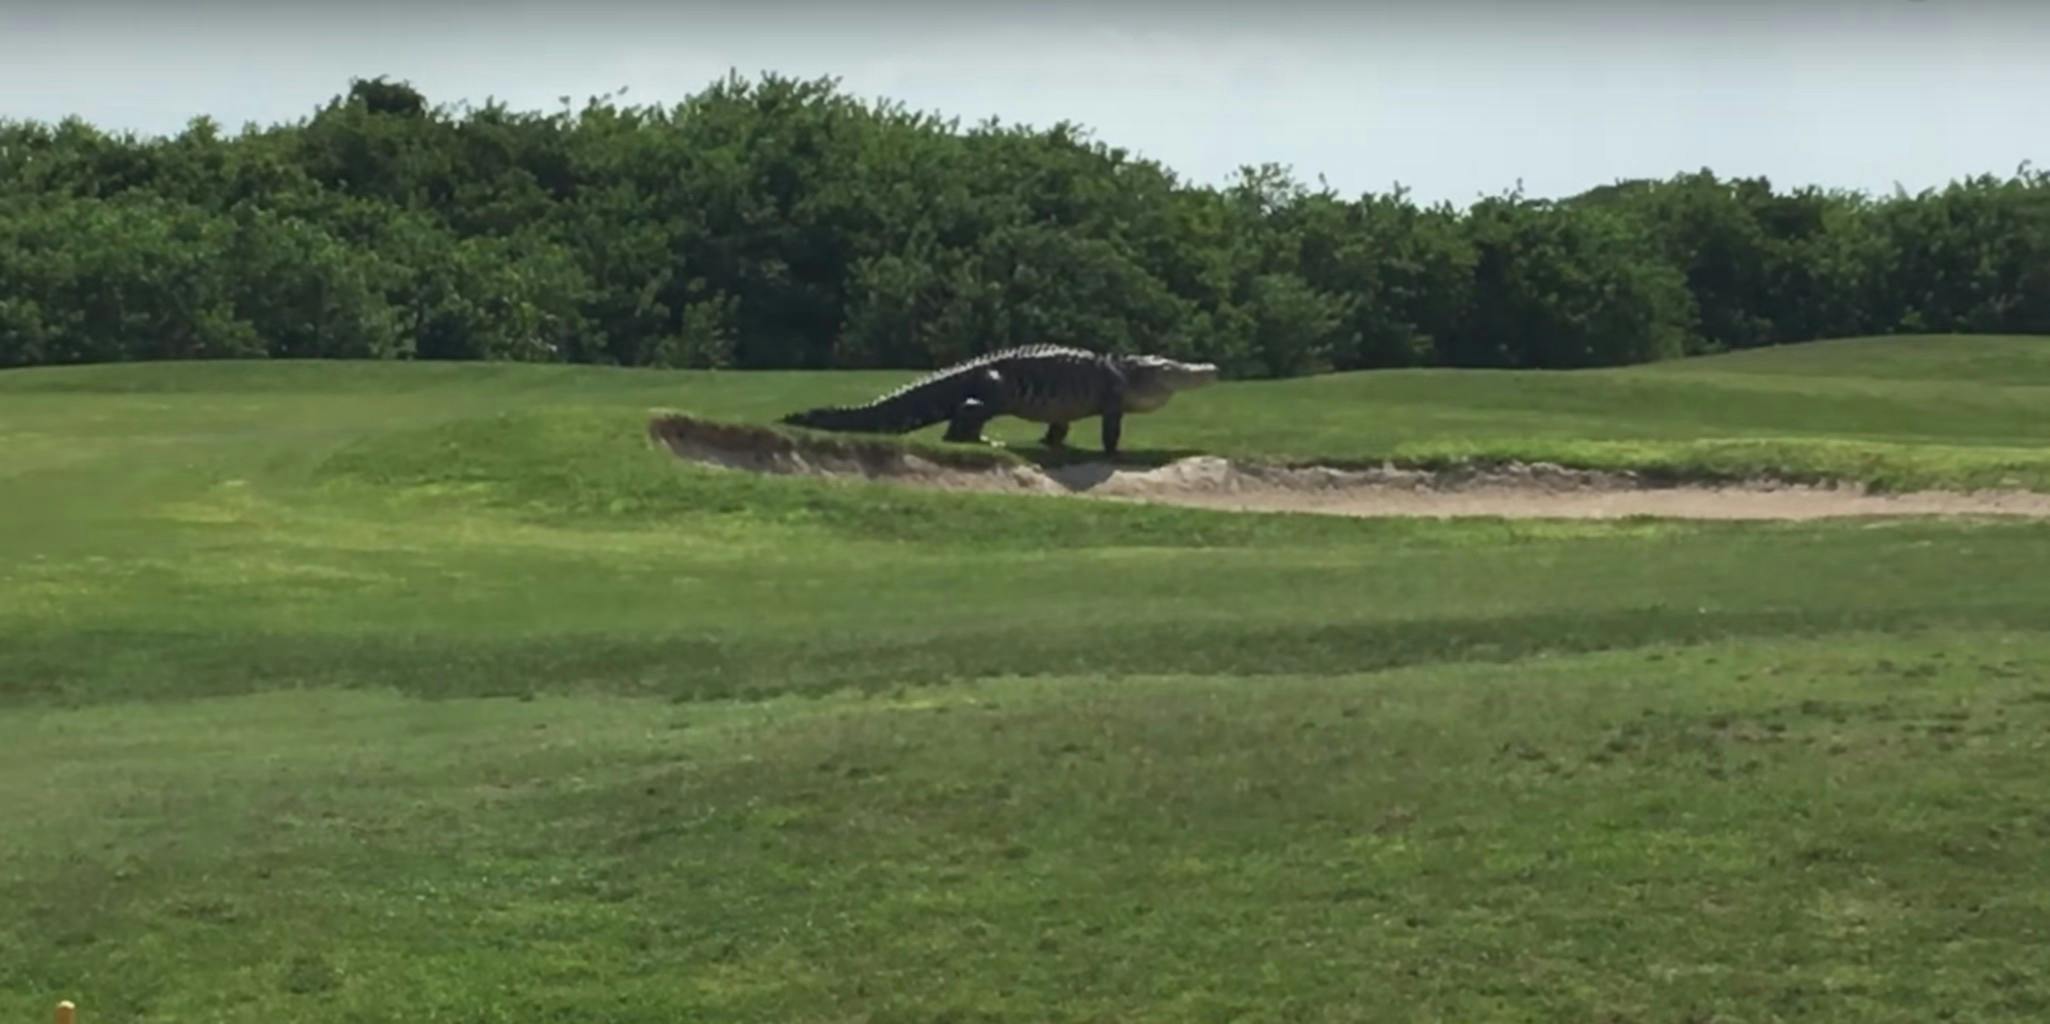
[645,414,2050,522]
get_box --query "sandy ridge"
[645,414,2050,521]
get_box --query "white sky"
[2,1,2045,206]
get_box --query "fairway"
[6,335,2050,1021]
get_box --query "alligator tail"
[780,401,929,434]
[779,375,962,434]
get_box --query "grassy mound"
[10,332,2048,491]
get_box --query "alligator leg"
[1099,407,1123,456]
[938,368,1008,445]
[942,399,1000,444]
[1041,422,1069,448]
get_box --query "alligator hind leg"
[1041,422,1070,448]
[943,398,1001,445]
[942,368,1007,446]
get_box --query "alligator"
[778,345,1219,456]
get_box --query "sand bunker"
[646,414,2050,521]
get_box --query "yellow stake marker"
[54,1002,76,1024]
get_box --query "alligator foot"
[1041,422,1070,449]
[942,431,1004,448]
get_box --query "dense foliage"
[3,73,2046,376]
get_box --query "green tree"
[3,71,2047,377]
[1452,192,1696,368]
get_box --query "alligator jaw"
[1122,355,1220,412]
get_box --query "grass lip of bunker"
[647,411,2050,521]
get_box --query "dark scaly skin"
[778,344,1219,456]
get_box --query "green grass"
[4,334,2050,1021]
[9,636,2050,1022]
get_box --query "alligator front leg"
[1041,422,1069,448]
[1099,407,1123,457]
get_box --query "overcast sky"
[2,1,2044,205]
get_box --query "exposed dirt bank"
[646,414,2050,521]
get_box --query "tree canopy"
[3,72,2045,375]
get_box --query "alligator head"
[1119,354,1220,412]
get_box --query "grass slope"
[4,334,2050,1021]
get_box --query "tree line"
[3,72,2045,377]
